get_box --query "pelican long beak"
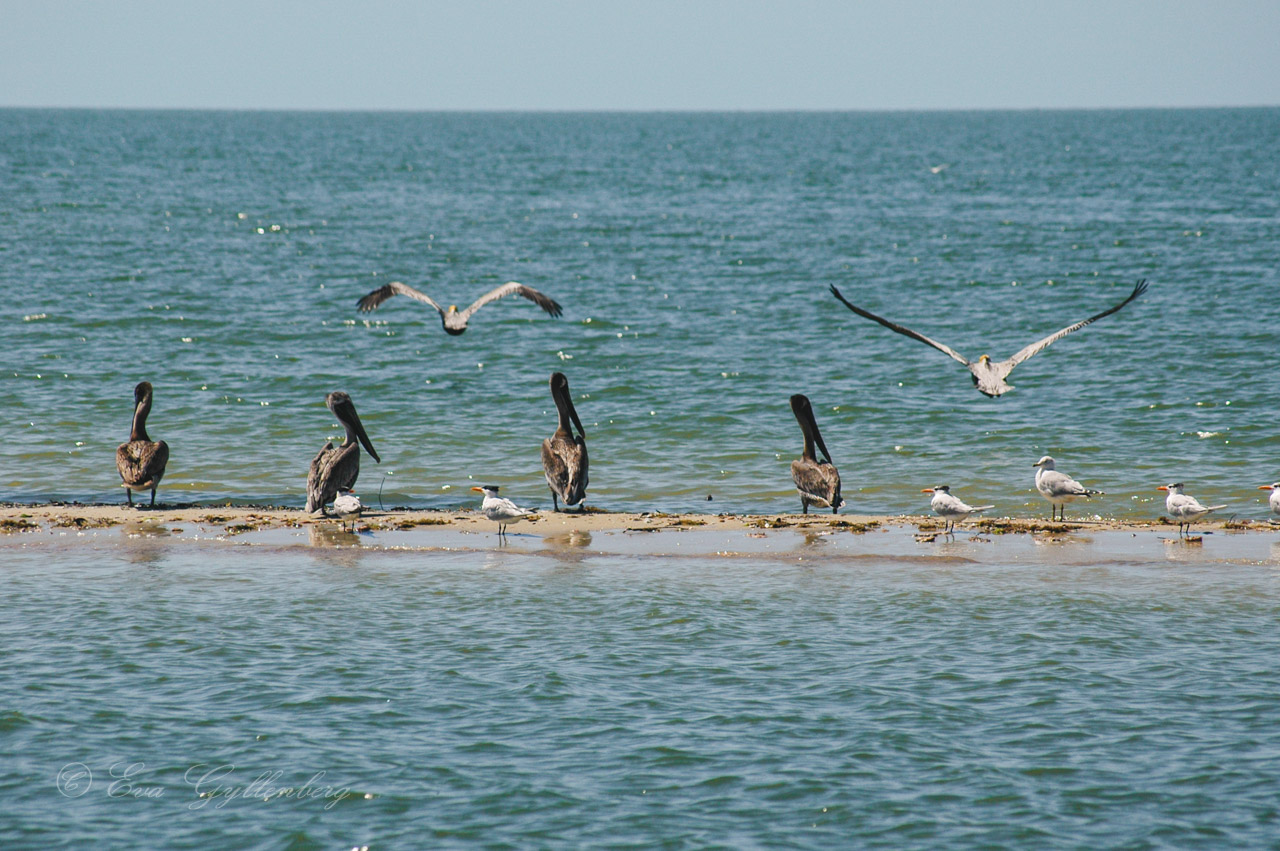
[335,399,380,464]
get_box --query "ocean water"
[4,536,1280,848]
[4,108,1279,517]
[5,110,1280,848]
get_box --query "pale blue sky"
[2,0,1277,110]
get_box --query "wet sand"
[3,503,1277,565]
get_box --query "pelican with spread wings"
[828,280,1148,397]
[356,280,563,335]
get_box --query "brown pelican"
[1159,483,1227,536]
[828,280,1148,396]
[921,485,994,534]
[471,485,534,539]
[356,280,563,335]
[115,381,169,507]
[789,394,844,514]
[1033,456,1102,521]
[541,372,589,511]
[305,391,380,514]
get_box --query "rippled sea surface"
[3,536,1280,847]
[4,109,1279,516]
[5,110,1280,848]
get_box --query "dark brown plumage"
[789,394,843,515]
[306,391,380,514]
[541,372,589,512]
[116,381,169,507]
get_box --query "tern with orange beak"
[922,485,994,534]
[1159,483,1226,536]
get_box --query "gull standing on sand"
[789,394,844,515]
[828,280,1148,396]
[1259,483,1280,522]
[1159,483,1227,536]
[332,490,363,532]
[471,486,534,539]
[542,372,589,512]
[921,485,994,534]
[306,391,380,515]
[356,280,563,335]
[116,381,169,508]
[1033,456,1103,521]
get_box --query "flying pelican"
[789,394,844,515]
[332,490,363,532]
[1159,483,1227,536]
[471,485,534,539]
[355,280,563,335]
[828,280,1148,396]
[921,485,994,534]
[115,381,169,507]
[1259,484,1280,522]
[305,391,380,514]
[541,372,589,512]
[1033,456,1102,521]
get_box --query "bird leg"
[126,488,133,507]
[551,491,559,512]
[150,486,157,508]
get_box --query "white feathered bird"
[1159,483,1226,536]
[921,485,995,534]
[1033,456,1103,521]
[332,490,363,532]
[471,485,534,538]
[1259,483,1280,522]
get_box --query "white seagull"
[471,485,534,539]
[921,485,995,534]
[1159,483,1226,536]
[332,490,363,532]
[829,280,1148,396]
[1259,483,1280,522]
[356,281,562,335]
[1033,456,1103,521]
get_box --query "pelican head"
[1033,456,1055,469]
[448,305,458,314]
[979,354,992,363]
[134,381,154,404]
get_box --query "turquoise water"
[4,109,1279,516]
[4,533,1280,847]
[5,109,1280,847]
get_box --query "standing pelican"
[305,391,380,514]
[922,485,994,534]
[1033,456,1102,521]
[116,381,169,507]
[828,280,1148,396]
[356,280,563,335]
[541,372,589,511]
[1159,483,1226,536]
[789,394,844,515]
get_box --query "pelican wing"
[116,439,169,488]
[1003,279,1148,368]
[829,284,970,366]
[306,442,360,513]
[459,282,563,322]
[542,435,588,505]
[356,281,447,316]
[791,458,842,507]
